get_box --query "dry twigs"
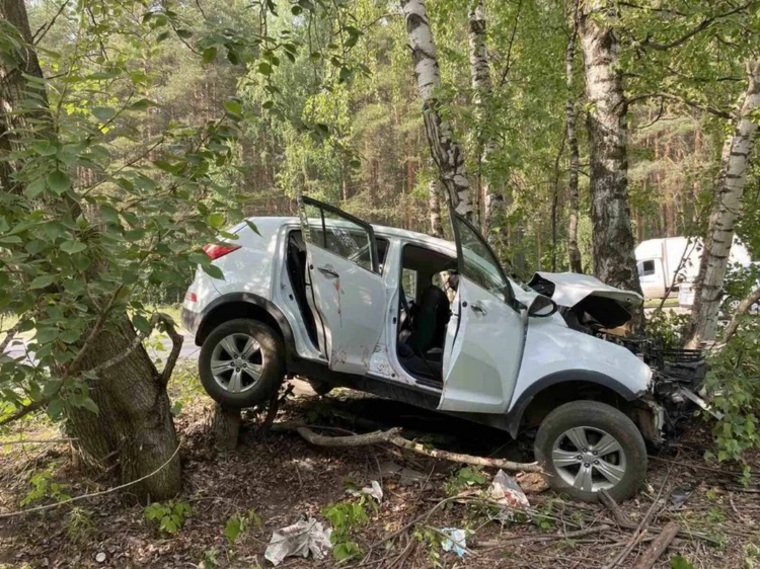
[633,521,680,569]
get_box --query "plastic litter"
[440,527,468,557]
[264,516,332,566]
[487,469,530,522]
[361,480,383,502]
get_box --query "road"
[3,332,200,366]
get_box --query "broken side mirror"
[528,294,557,318]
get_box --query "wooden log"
[633,521,680,569]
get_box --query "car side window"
[638,260,655,276]
[453,215,513,303]
[302,201,379,273]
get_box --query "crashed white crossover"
[182,197,704,501]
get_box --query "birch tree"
[401,0,474,222]
[686,59,760,348]
[578,0,643,305]
[565,0,583,273]
[468,0,503,246]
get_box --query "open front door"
[439,214,526,414]
[300,197,386,375]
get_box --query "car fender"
[196,292,296,360]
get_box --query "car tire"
[534,400,647,503]
[199,319,285,409]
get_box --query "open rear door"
[300,197,386,375]
[439,214,526,414]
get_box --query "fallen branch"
[472,523,612,548]
[294,425,542,473]
[633,521,680,569]
[600,489,633,527]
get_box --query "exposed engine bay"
[527,271,708,435]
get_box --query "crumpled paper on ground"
[264,516,332,566]
[361,480,383,502]
[487,469,530,523]
[440,527,468,557]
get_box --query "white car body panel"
[532,271,643,310]
[304,244,387,374]
[183,213,655,421]
[439,278,525,413]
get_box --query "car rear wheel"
[199,319,285,408]
[534,400,647,502]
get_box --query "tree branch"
[156,312,183,385]
[497,0,523,89]
[721,286,760,344]
[637,1,755,51]
[625,92,733,119]
[294,425,542,472]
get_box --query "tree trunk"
[468,0,503,245]
[65,316,180,500]
[401,0,474,222]
[578,0,643,324]
[209,404,242,452]
[1,0,181,500]
[686,59,760,348]
[428,176,444,238]
[566,0,583,273]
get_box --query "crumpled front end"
[526,270,708,440]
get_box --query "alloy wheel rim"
[210,333,264,393]
[551,426,627,493]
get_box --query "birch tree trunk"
[468,0,505,251]
[578,0,643,322]
[686,59,760,348]
[428,176,444,238]
[401,0,474,222]
[566,0,583,273]
[1,0,181,500]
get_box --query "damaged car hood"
[527,271,643,329]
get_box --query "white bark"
[578,0,643,325]
[401,0,474,222]
[428,176,444,238]
[687,59,760,348]
[566,0,582,273]
[468,0,505,250]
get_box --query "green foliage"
[144,501,192,535]
[705,326,760,467]
[444,466,487,495]
[670,555,695,569]
[413,527,443,569]
[198,548,219,569]
[646,310,691,349]
[21,471,71,506]
[224,509,262,544]
[322,495,375,562]
[66,507,95,544]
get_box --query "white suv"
[182,197,704,501]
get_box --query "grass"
[644,297,680,308]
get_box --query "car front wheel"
[534,400,647,502]
[199,319,285,408]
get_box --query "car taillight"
[202,243,241,260]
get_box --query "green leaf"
[202,47,217,64]
[133,313,152,334]
[223,99,242,115]
[48,398,65,420]
[25,178,46,198]
[31,140,59,156]
[202,263,224,280]
[47,170,71,194]
[225,517,242,543]
[175,28,193,39]
[92,107,116,122]
[60,240,87,255]
[157,30,171,42]
[291,5,303,15]
[207,213,225,228]
[30,274,56,289]
[128,98,157,111]
[257,62,272,76]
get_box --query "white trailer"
[634,236,751,302]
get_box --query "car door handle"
[471,303,487,315]
[317,266,339,279]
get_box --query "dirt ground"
[1,376,759,569]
